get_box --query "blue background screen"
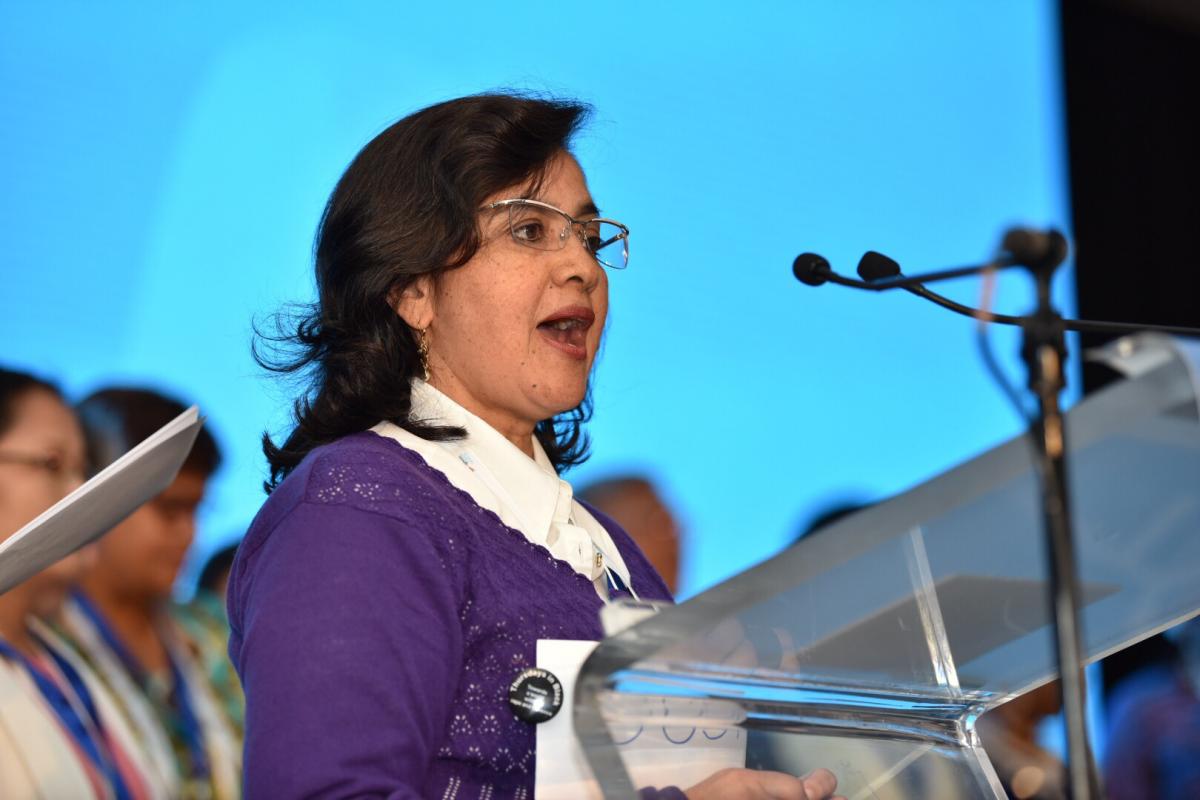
[0,1,1072,595]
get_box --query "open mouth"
[537,307,595,360]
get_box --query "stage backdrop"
[1,2,1072,596]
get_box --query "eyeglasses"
[485,198,630,270]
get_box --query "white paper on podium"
[535,639,746,799]
[0,406,203,595]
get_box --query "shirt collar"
[410,380,563,546]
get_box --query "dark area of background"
[1061,0,1200,705]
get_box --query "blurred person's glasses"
[485,199,629,270]
[0,451,86,486]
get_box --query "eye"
[511,219,546,244]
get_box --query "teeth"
[552,320,574,330]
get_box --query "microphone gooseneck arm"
[845,249,1200,338]
[913,287,1200,336]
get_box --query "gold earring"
[417,328,431,382]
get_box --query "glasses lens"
[584,221,630,269]
[506,203,569,251]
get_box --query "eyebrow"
[520,192,600,219]
[574,200,601,219]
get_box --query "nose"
[551,228,605,291]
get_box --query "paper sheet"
[0,406,203,594]
[535,639,746,799]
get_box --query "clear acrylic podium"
[574,335,1200,799]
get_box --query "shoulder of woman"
[228,431,476,642]
[257,430,465,525]
[235,431,475,587]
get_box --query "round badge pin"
[507,668,564,724]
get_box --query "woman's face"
[0,388,90,608]
[404,152,609,436]
[0,389,87,542]
[90,468,206,605]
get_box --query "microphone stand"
[929,256,1099,799]
[880,265,1197,798]
[810,243,1109,798]
[1019,257,1100,800]
[801,235,1200,798]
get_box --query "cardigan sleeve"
[230,500,464,799]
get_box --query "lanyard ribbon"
[0,634,133,800]
[71,591,211,784]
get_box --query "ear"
[388,275,435,330]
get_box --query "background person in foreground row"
[58,387,241,800]
[0,368,157,799]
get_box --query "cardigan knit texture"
[228,431,680,799]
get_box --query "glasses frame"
[484,198,630,270]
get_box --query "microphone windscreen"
[793,253,831,286]
[857,251,902,281]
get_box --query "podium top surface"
[581,335,1200,712]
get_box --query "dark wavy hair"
[77,387,222,478]
[256,93,594,492]
[0,367,62,437]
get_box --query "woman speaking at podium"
[230,93,839,800]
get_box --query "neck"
[79,573,167,671]
[0,585,39,656]
[494,420,536,459]
[424,376,537,458]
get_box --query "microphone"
[792,253,833,287]
[858,251,902,282]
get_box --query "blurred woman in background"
[0,367,158,799]
[57,387,241,800]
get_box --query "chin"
[533,380,589,418]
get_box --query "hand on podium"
[684,767,843,800]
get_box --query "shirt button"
[594,552,604,570]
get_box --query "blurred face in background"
[593,481,682,594]
[89,469,207,605]
[0,388,91,613]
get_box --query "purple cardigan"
[228,431,677,799]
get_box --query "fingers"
[682,766,841,800]
[752,770,811,800]
[800,768,838,800]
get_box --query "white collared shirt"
[370,380,634,602]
